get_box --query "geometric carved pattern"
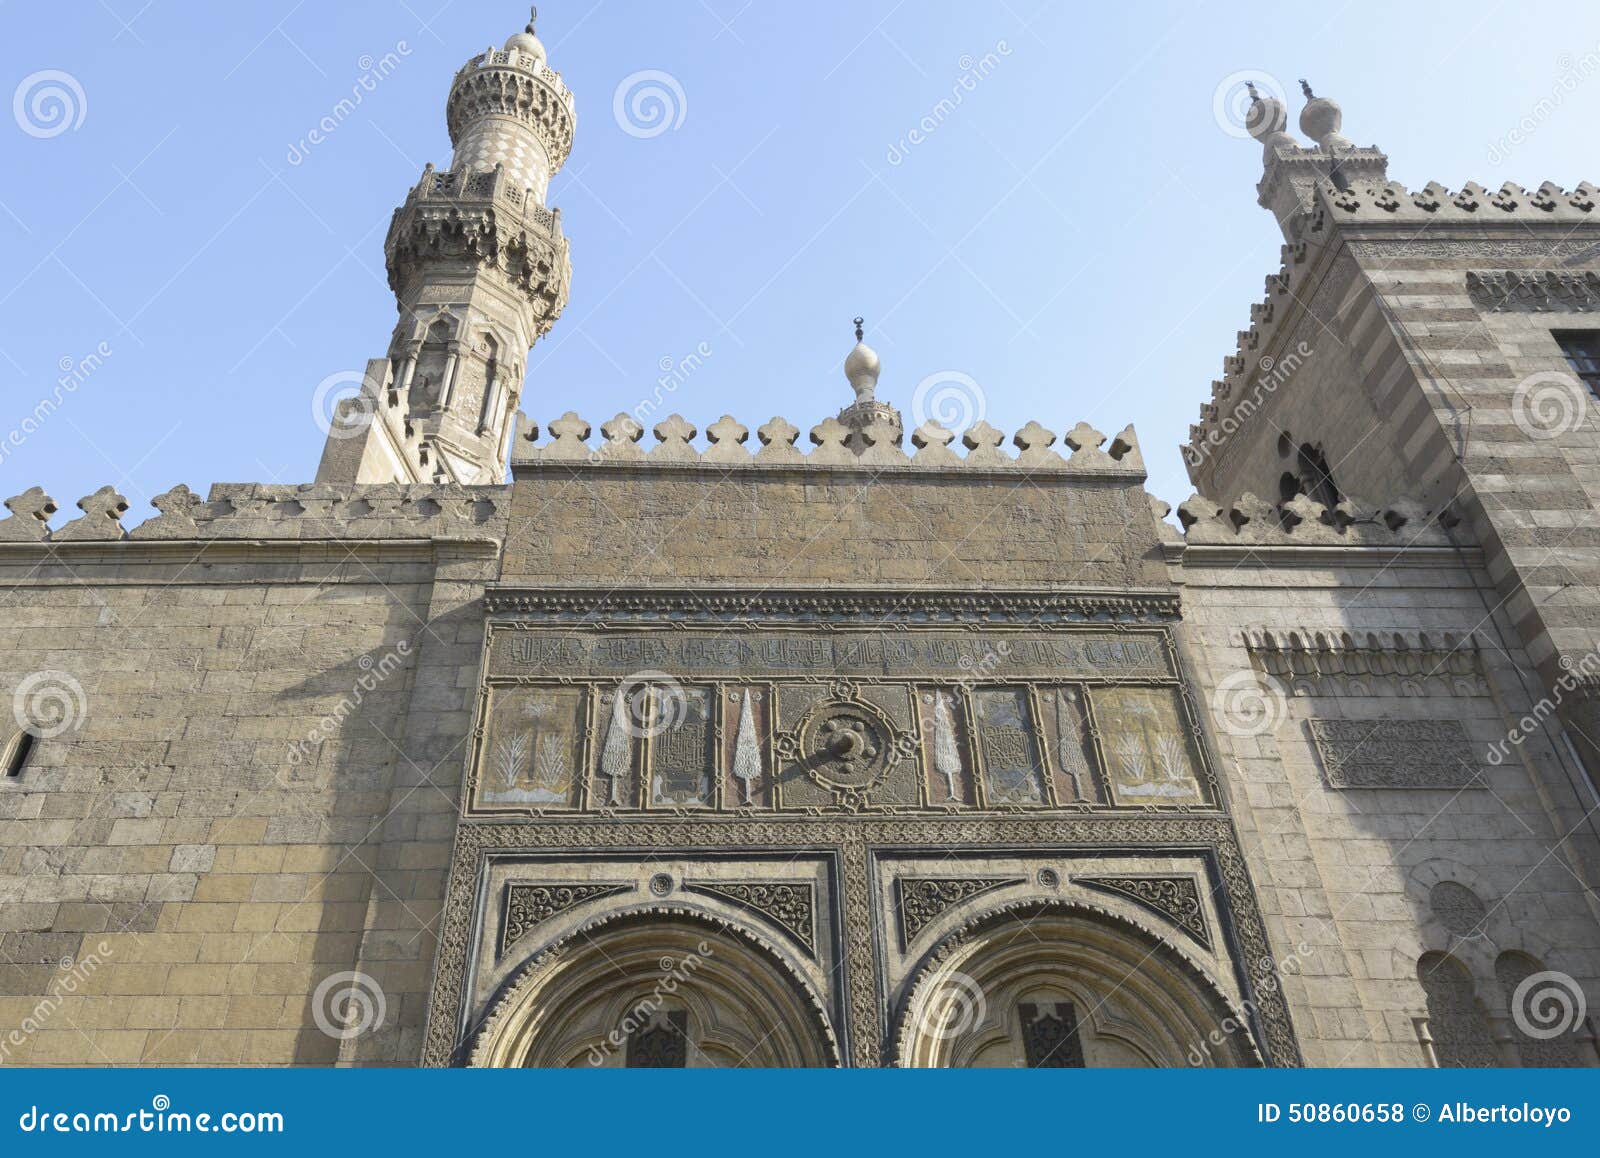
[501,882,631,955]
[684,882,816,957]
[894,877,1023,948]
[1074,875,1211,949]
[1307,719,1483,789]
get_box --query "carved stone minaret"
[317,7,574,485]
[1245,80,1387,239]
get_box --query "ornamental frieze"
[1307,719,1484,790]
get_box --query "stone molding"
[1245,629,1490,699]
[480,585,1181,624]
[1466,269,1600,312]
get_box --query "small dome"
[844,318,880,402]
[1297,82,1352,151]
[1243,82,1298,158]
[505,31,546,60]
[505,7,546,61]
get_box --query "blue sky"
[5,0,1600,523]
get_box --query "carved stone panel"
[972,688,1046,805]
[895,876,1024,948]
[1074,874,1210,949]
[477,686,586,811]
[501,882,631,955]
[1307,719,1483,789]
[1092,686,1207,806]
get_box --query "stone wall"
[0,485,502,1065]
[1175,532,1600,1065]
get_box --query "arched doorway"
[894,902,1261,1067]
[469,912,839,1068]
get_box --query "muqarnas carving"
[1091,686,1207,806]
[1307,719,1483,789]
[973,688,1045,805]
[479,685,586,810]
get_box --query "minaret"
[1245,80,1387,239]
[838,317,901,452]
[317,7,575,485]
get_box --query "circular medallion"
[784,699,905,793]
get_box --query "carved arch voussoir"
[888,895,1265,1068]
[466,902,841,1067]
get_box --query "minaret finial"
[1299,78,1314,99]
[527,6,538,34]
[853,316,865,343]
[1245,81,1260,102]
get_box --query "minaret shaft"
[316,9,574,486]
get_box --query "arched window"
[1494,951,1581,1067]
[1417,952,1497,1067]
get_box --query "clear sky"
[6,0,1600,525]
